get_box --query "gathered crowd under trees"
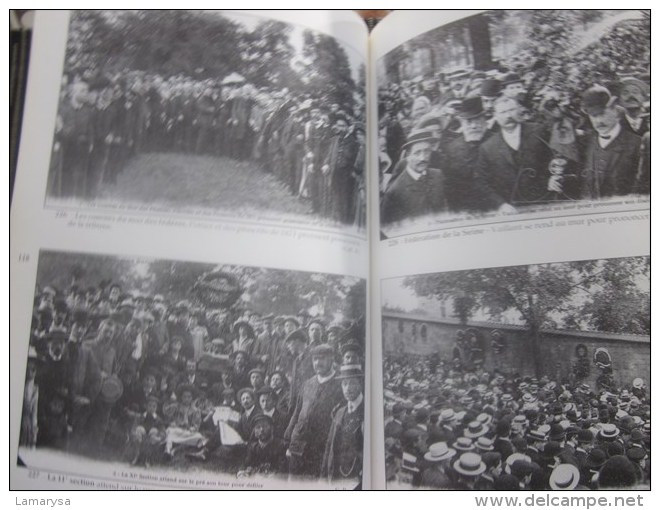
[20,262,366,482]
[48,10,366,226]
[382,338,650,490]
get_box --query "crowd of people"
[379,17,650,224]
[49,70,366,226]
[20,277,366,484]
[382,342,650,490]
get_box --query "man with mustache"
[443,97,491,212]
[473,95,555,212]
[579,85,641,200]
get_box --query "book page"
[368,10,650,490]
[10,10,370,490]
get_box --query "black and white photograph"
[18,250,366,488]
[377,10,650,235]
[46,11,366,230]
[380,256,650,489]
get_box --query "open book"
[10,10,650,491]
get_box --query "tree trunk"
[467,14,494,70]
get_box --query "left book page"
[10,10,369,490]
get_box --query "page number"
[18,253,30,262]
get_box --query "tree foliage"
[403,257,649,377]
[35,252,365,322]
[64,10,357,111]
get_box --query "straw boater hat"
[401,128,440,151]
[453,437,475,452]
[599,423,621,440]
[336,364,363,380]
[439,409,455,423]
[464,421,489,439]
[476,413,493,426]
[475,436,495,452]
[453,453,486,477]
[549,464,580,490]
[424,442,457,463]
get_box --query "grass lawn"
[104,153,312,216]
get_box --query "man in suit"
[443,96,491,212]
[285,344,343,478]
[321,364,365,484]
[474,95,555,212]
[578,85,641,200]
[381,129,449,225]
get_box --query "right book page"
[368,10,650,490]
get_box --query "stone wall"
[382,312,650,388]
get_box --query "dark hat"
[392,403,405,415]
[248,368,265,378]
[577,429,594,443]
[626,446,646,462]
[284,328,308,345]
[415,407,429,422]
[340,342,363,357]
[598,455,638,488]
[585,448,607,469]
[494,474,520,490]
[401,427,424,446]
[71,309,90,325]
[336,364,363,380]
[630,429,644,442]
[481,451,502,468]
[457,96,485,119]
[249,413,273,429]
[510,460,536,478]
[232,319,255,339]
[549,424,566,441]
[175,383,196,400]
[581,85,616,116]
[543,441,562,458]
[402,128,440,151]
[480,78,502,98]
[607,441,624,457]
[46,330,68,344]
[236,387,255,401]
[307,317,325,328]
[255,385,274,396]
[310,343,334,358]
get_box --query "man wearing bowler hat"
[381,128,448,224]
[579,85,641,200]
[285,344,343,478]
[321,364,365,484]
[443,96,491,212]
